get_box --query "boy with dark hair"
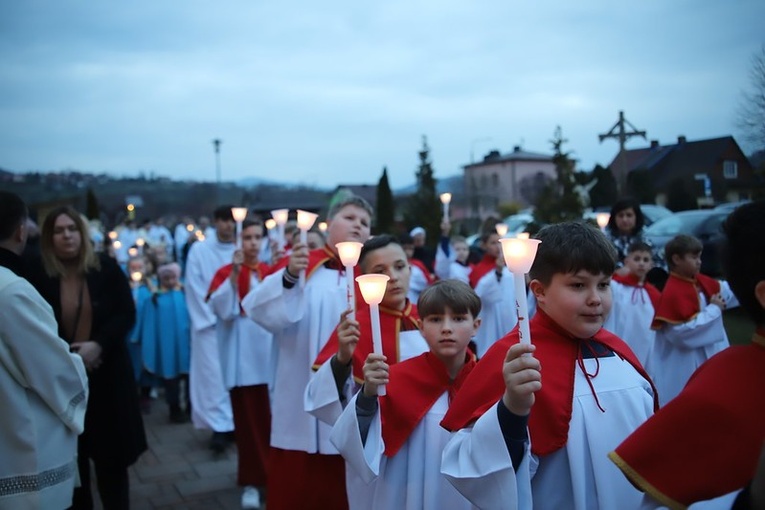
[330,279,480,509]
[440,221,658,510]
[306,234,427,427]
[607,240,661,367]
[399,232,436,304]
[647,233,739,406]
[610,200,765,509]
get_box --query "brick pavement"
[91,399,251,509]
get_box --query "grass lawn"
[723,307,755,346]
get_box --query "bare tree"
[736,44,765,151]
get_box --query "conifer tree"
[85,187,100,220]
[375,166,395,234]
[534,126,584,224]
[404,135,440,246]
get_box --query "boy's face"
[327,205,371,248]
[531,270,612,339]
[214,217,235,243]
[672,252,701,279]
[306,231,324,250]
[453,241,469,263]
[241,225,263,261]
[624,250,653,281]
[420,306,480,364]
[482,233,501,259]
[360,243,411,310]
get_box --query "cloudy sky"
[1,1,763,190]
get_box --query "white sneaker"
[241,486,261,509]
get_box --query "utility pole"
[212,139,222,204]
[598,111,646,195]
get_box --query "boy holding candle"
[207,219,274,509]
[440,221,658,510]
[609,200,765,509]
[305,234,428,427]
[330,279,481,510]
[607,240,661,367]
[647,234,739,406]
[434,220,473,284]
[240,194,372,510]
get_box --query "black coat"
[30,253,147,467]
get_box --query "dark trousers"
[70,446,129,510]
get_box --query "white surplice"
[472,268,517,357]
[184,237,236,431]
[441,356,655,510]
[304,329,428,427]
[609,280,656,368]
[241,265,347,454]
[208,271,274,390]
[331,391,477,510]
[646,280,739,406]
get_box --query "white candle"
[296,210,319,287]
[336,241,364,320]
[495,223,508,237]
[355,274,390,396]
[270,209,289,249]
[231,207,248,249]
[499,238,541,345]
[440,193,452,221]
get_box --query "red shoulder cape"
[612,272,661,310]
[651,272,720,329]
[440,308,658,456]
[206,262,270,309]
[312,302,420,382]
[609,330,765,509]
[468,253,497,289]
[381,351,476,457]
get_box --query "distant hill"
[395,174,463,195]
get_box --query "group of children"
[127,193,764,510]
[287,199,761,509]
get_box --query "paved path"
[93,399,250,509]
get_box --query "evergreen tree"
[85,187,100,220]
[627,169,656,204]
[404,135,440,246]
[375,166,395,234]
[534,126,584,224]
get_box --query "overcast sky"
[1,1,763,190]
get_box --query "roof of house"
[609,135,755,188]
[464,146,552,169]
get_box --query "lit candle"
[440,193,452,221]
[270,209,289,249]
[135,237,145,255]
[231,207,248,248]
[336,241,364,320]
[495,223,508,237]
[108,231,118,240]
[499,238,541,346]
[596,213,610,232]
[296,210,319,287]
[318,221,328,234]
[517,232,530,240]
[355,274,390,396]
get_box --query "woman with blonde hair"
[30,206,147,510]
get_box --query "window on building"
[492,173,499,187]
[723,160,738,179]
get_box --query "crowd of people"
[1,188,764,510]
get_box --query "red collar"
[381,351,476,457]
[441,309,657,456]
[612,272,661,309]
[651,272,720,329]
[468,253,497,288]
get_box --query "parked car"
[643,209,731,277]
[584,204,672,228]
